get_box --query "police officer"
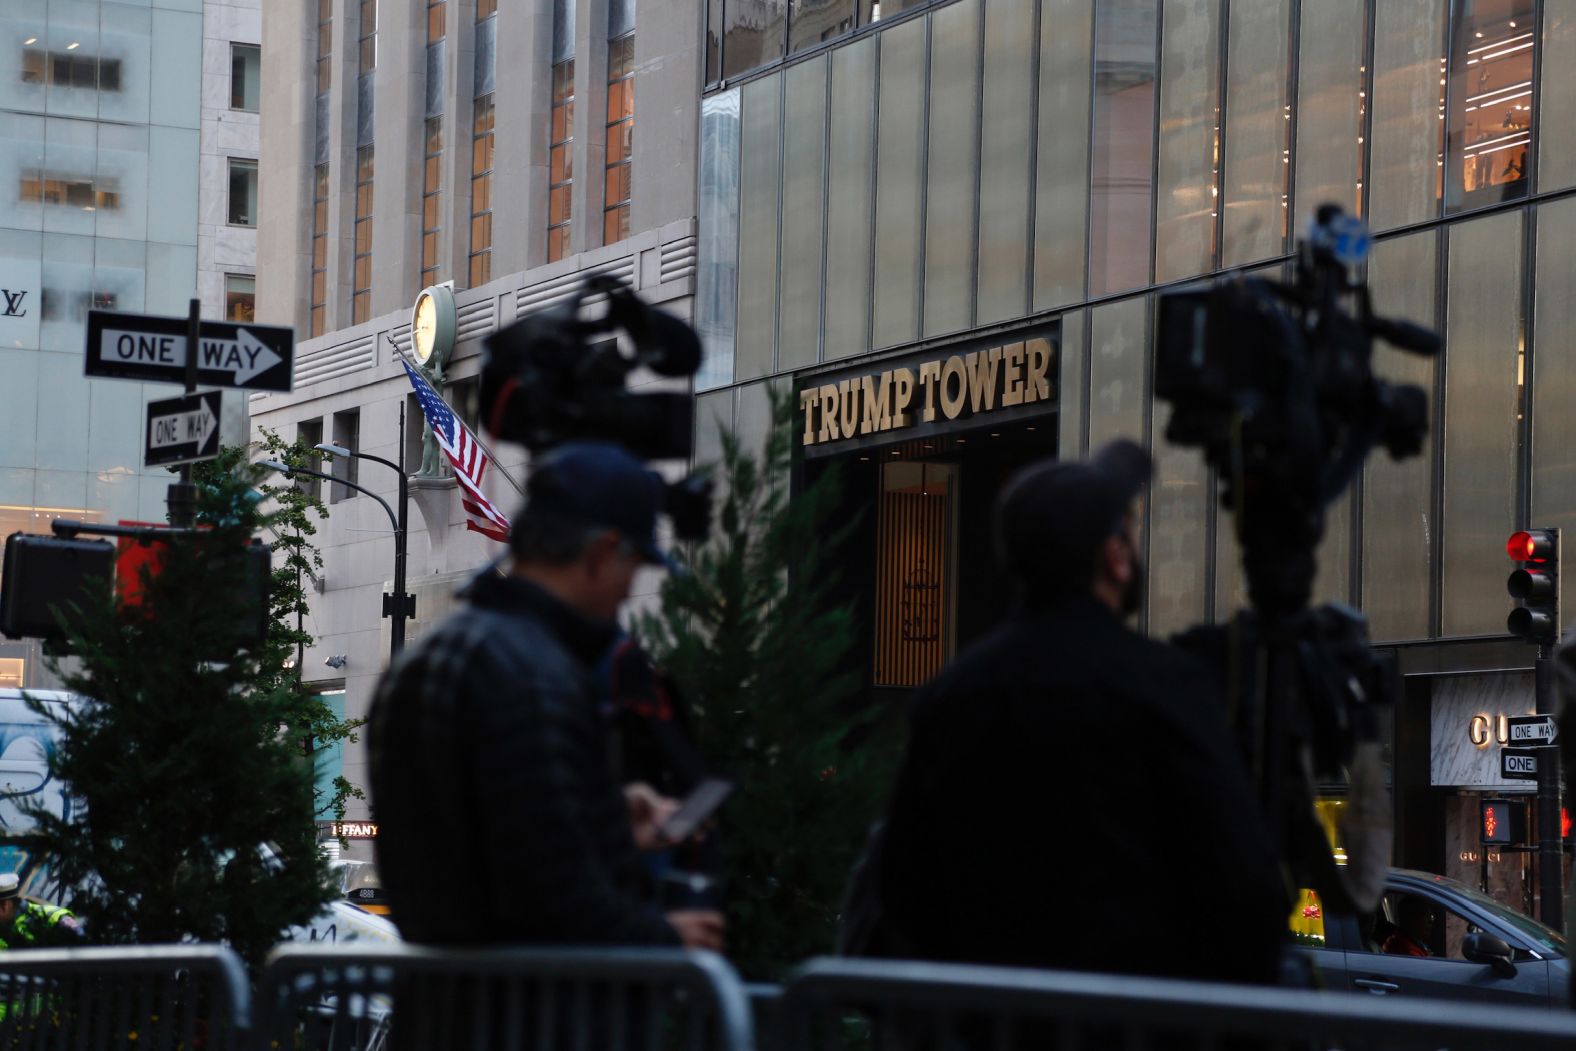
[0,874,82,949]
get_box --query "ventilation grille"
[295,334,376,386]
[659,234,697,284]
[516,256,637,318]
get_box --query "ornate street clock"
[410,284,457,370]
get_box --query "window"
[330,410,360,504]
[227,158,258,226]
[547,60,575,261]
[421,117,443,287]
[604,34,634,246]
[317,0,332,94]
[476,0,496,16]
[310,164,328,337]
[21,50,121,91]
[351,145,371,323]
[427,0,446,43]
[352,147,374,324]
[1447,0,1536,212]
[225,275,256,322]
[231,43,261,111]
[469,94,495,286]
[19,173,120,211]
[359,0,377,75]
[297,419,324,503]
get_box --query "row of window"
[306,5,637,332]
[18,160,258,228]
[18,43,260,112]
[15,275,250,324]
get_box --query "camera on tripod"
[478,276,712,541]
[1155,205,1443,912]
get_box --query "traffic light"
[1507,528,1559,645]
[1481,798,1527,846]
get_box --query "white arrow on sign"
[149,399,218,451]
[99,328,283,385]
[1507,715,1559,746]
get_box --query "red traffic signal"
[1507,528,1559,645]
[1508,530,1556,563]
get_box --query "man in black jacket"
[368,441,723,950]
[878,440,1288,984]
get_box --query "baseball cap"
[520,441,676,569]
[994,439,1151,592]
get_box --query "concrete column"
[441,0,474,288]
[632,0,702,232]
[492,0,553,275]
[256,0,314,328]
[570,0,608,256]
[328,0,358,333]
[370,0,425,319]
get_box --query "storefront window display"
[1447,0,1535,212]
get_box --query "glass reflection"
[790,0,854,53]
[1090,0,1158,297]
[723,0,787,79]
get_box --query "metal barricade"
[779,957,1576,1050]
[256,944,755,1051]
[0,944,250,1051]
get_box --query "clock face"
[412,293,438,364]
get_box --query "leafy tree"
[637,393,899,979]
[28,438,343,970]
[201,431,365,821]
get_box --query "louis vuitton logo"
[1,290,26,318]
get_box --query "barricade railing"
[0,944,250,1051]
[255,944,755,1051]
[779,957,1576,1050]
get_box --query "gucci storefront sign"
[799,330,1058,454]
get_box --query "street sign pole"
[1535,653,1563,931]
[166,299,202,528]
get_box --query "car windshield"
[1419,874,1567,954]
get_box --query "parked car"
[1296,868,1568,1007]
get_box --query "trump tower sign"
[798,325,1059,456]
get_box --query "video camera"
[1157,205,1440,616]
[1156,205,1441,912]
[478,276,712,540]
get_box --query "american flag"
[401,359,512,543]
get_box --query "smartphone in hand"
[658,778,734,843]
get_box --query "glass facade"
[0,0,204,686]
[698,0,1576,646]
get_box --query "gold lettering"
[818,384,841,442]
[892,368,915,427]
[1496,714,1509,745]
[1024,339,1052,404]
[1000,343,1025,406]
[939,356,968,420]
[800,387,821,446]
[965,347,1003,413]
[1469,715,1490,747]
[918,360,942,423]
[861,372,892,433]
[839,379,860,438]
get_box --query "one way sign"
[145,391,222,468]
[86,310,294,392]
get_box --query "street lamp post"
[259,450,415,662]
[312,426,414,658]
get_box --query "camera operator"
[875,440,1288,984]
[368,441,724,951]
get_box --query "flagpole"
[385,333,527,499]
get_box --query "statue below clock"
[410,284,457,478]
